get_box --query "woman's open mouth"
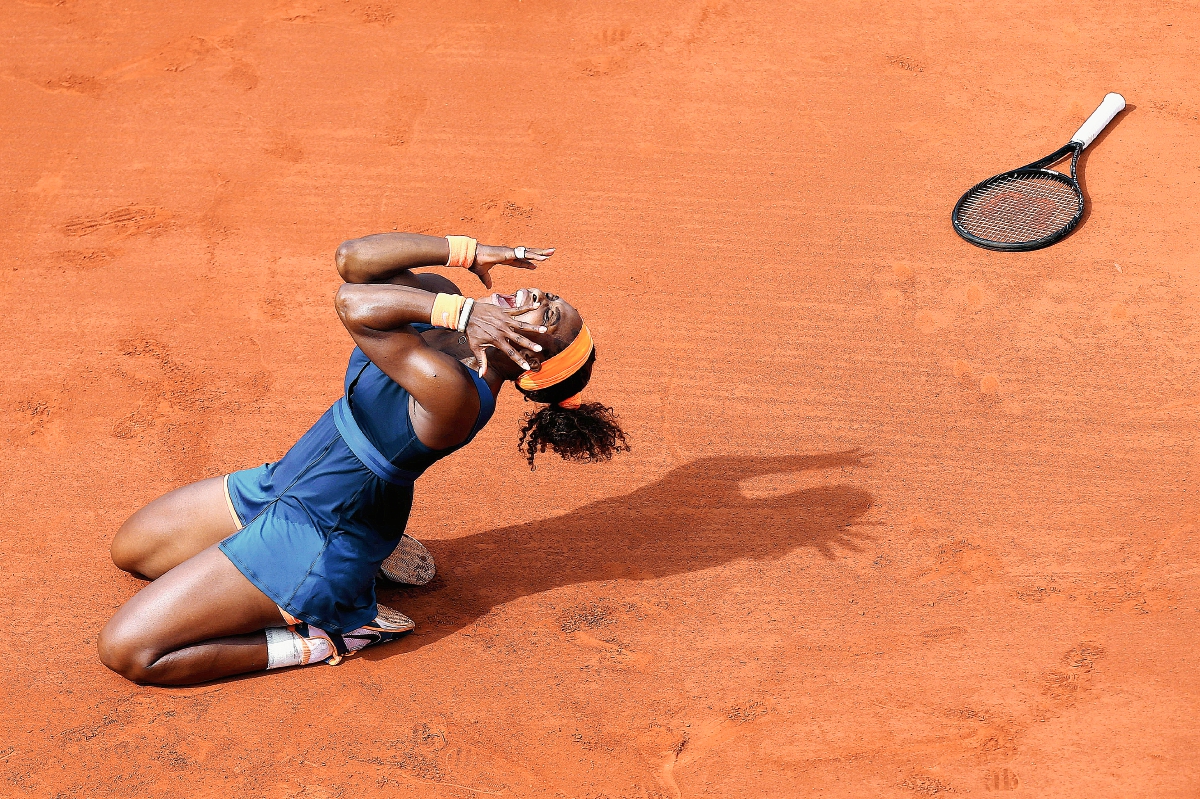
[490,289,531,309]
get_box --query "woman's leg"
[111,476,239,579]
[98,544,283,685]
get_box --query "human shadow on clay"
[371,450,874,654]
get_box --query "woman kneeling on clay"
[98,233,628,685]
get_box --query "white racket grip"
[1070,93,1126,149]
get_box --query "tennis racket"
[952,93,1126,251]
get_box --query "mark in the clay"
[920,625,967,642]
[265,138,303,163]
[887,54,926,73]
[63,206,170,238]
[984,767,1020,791]
[42,73,104,96]
[223,59,259,91]
[362,4,395,24]
[899,774,953,794]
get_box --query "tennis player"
[98,233,628,685]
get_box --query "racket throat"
[1020,142,1081,179]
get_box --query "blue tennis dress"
[219,345,495,634]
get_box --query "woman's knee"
[110,477,238,579]
[97,618,157,683]
[110,516,156,576]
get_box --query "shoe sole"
[379,534,436,585]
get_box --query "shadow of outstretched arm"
[375,450,874,653]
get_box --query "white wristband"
[457,298,475,333]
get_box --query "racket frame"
[951,142,1084,252]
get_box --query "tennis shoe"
[379,533,436,585]
[342,603,416,655]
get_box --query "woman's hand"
[469,245,555,289]
[464,301,547,377]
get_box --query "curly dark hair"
[515,347,630,469]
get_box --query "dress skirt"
[219,403,414,634]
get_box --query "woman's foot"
[272,604,415,667]
[335,604,415,662]
[379,534,436,585]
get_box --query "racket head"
[952,166,1084,252]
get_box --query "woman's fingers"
[504,300,541,317]
[471,344,489,377]
[465,303,548,373]
[505,304,542,321]
[506,317,548,334]
[495,340,531,371]
[516,251,552,266]
[505,330,543,354]
[504,308,554,334]
[507,247,554,265]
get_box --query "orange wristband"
[431,293,466,329]
[445,236,478,269]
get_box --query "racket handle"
[1070,93,1126,149]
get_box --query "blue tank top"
[343,346,495,476]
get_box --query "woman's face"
[485,288,583,353]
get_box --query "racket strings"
[955,173,1081,245]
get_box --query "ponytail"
[514,348,629,469]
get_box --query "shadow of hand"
[377,450,874,652]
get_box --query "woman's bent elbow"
[335,284,374,330]
[335,240,366,282]
[334,285,355,323]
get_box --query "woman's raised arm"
[335,283,546,446]
[335,233,451,284]
[336,232,553,287]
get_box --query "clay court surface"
[3,0,1200,796]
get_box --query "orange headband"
[556,393,583,409]
[517,325,594,394]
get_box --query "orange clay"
[517,325,593,391]
[445,235,478,269]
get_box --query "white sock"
[265,626,334,669]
